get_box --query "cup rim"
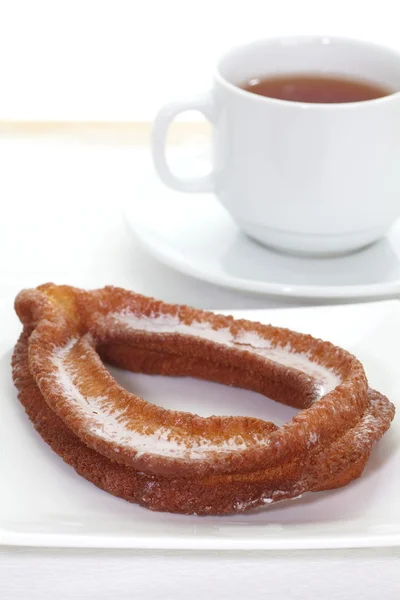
[214,34,400,109]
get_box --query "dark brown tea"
[241,74,392,104]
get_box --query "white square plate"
[0,299,399,550]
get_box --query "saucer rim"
[129,220,400,300]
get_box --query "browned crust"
[12,330,394,515]
[13,283,384,481]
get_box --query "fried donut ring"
[12,284,395,515]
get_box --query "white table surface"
[0,129,399,599]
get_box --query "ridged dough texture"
[12,284,395,515]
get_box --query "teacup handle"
[151,92,216,193]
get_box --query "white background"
[1,2,400,597]
[1,0,400,120]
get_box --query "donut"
[12,283,395,514]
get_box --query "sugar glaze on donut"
[112,311,342,397]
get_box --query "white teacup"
[152,36,400,256]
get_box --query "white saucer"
[125,175,400,300]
